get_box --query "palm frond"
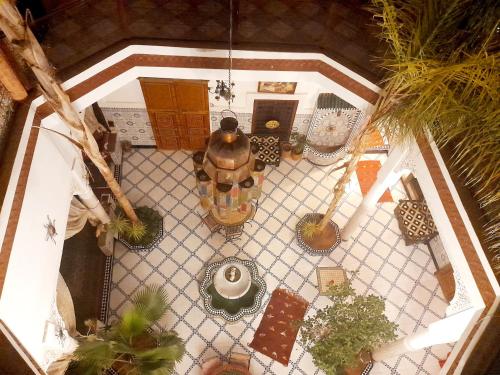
[132,284,169,324]
[73,286,184,374]
[118,309,149,339]
[367,0,500,271]
[73,339,115,375]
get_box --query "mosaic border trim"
[99,254,114,324]
[296,213,341,255]
[200,257,267,322]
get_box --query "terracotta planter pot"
[281,143,292,159]
[296,213,341,254]
[344,351,373,375]
[291,151,302,160]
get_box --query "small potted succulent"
[290,132,307,161]
[299,279,398,375]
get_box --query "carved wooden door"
[152,112,181,149]
[252,100,299,141]
[140,78,209,150]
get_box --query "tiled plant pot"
[118,220,164,252]
[296,213,340,255]
[118,207,164,252]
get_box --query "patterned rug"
[249,289,309,366]
[356,160,393,203]
[247,134,281,166]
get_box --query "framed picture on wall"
[258,82,297,94]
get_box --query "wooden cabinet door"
[151,112,180,149]
[179,114,210,150]
[140,78,177,111]
[140,78,210,150]
[174,80,209,113]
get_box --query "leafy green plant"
[309,0,499,272]
[109,213,130,235]
[128,221,148,242]
[110,206,162,247]
[291,132,307,154]
[302,220,322,240]
[300,279,397,375]
[73,285,185,375]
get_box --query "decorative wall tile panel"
[101,107,155,146]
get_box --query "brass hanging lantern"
[193,111,265,225]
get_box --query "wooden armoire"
[139,78,210,150]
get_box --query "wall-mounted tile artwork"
[258,81,297,94]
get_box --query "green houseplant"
[290,132,307,160]
[300,280,397,375]
[298,0,499,261]
[72,285,185,375]
[110,206,163,249]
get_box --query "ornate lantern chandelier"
[192,0,264,227]
[193,111,265,226]
[208,0,235,104]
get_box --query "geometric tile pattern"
[109,149,453,375]
[40,1,383,81]
[101,107,155,146]
[100,107,312,147]
[248,135,281,166]
[394,200,437,246]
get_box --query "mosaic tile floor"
[109,149,452,375]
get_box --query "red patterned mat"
[356,160,393,203]
[249,289,309,366]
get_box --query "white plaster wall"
[98,79,146,108]
[0,127,77,365]
[99,77,321,114]
[4,46,494,371]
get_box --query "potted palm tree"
[0,2,140,226]
[72,285,185,375]
[299,279,397,375]
[297,0,499,255]
[110,206,164,251]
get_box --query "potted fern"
[300,279,397,375]
[72,285,185,375]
